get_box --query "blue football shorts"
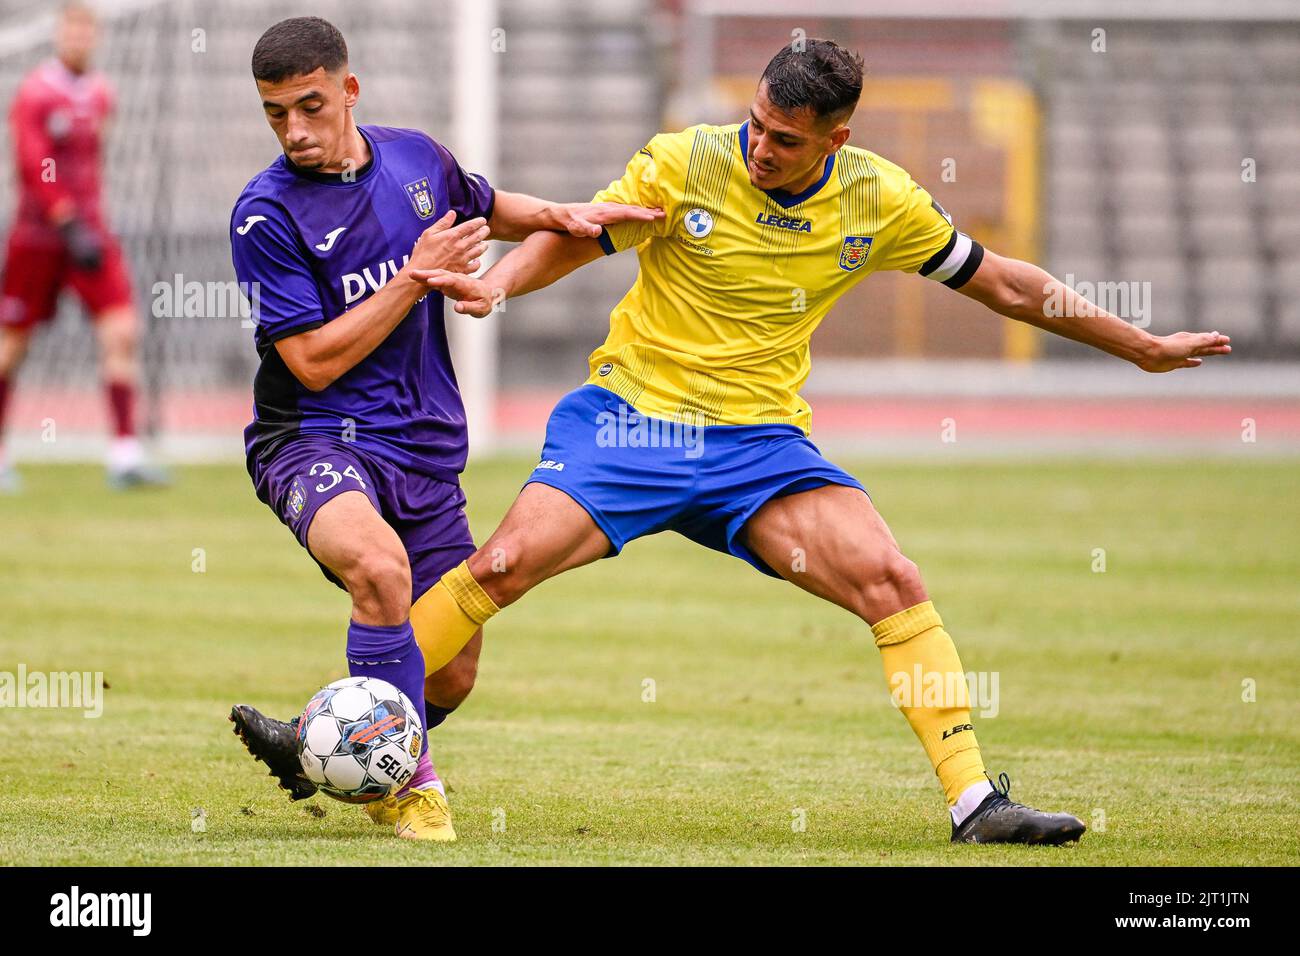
[523,384,867,577]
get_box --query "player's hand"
[1136,331,1232,372]
[59,218,104,271]
[409,270,499,318]
[407,211,491,275]
[551,202,664,239]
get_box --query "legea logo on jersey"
[404,178,436,219]
[683,208,714,239]
[838,235,873,272]
[756,212,812,233]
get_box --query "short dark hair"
[760,39,864,124]
[251,16,347,83]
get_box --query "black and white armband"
[919,231,985,289]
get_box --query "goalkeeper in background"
[0,2,166,491]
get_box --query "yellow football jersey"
[586,121,984,433]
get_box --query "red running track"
[6,388,1300,446]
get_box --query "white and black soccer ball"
[296,677,423,804]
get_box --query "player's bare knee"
[344,549,412,623]
[857,551,926,621]
[468,540,528,607]
[96,314,138,360]
[106,324,138,358]
[0,331,32,376]
[465,545,498,582]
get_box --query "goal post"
[448,0,500,459]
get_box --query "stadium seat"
[1276,298,1300,347]
[1186,212,1257,257]
[1198,292,1266,340]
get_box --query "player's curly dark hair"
[760,38,864,125]
[251,16,348,83]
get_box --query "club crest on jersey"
[838,235,873,272]
[683,208,714,239]
[404,178,436,219]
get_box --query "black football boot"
[229,704,318,801]
[951,772,1086,845]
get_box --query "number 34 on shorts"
[285,459,368,526]
[308,460,367,493]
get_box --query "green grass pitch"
[0,457,1296,865]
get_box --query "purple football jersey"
[230,125,494,482]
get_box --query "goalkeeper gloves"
[59,218,105,271]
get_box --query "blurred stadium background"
[2,0,1298,462]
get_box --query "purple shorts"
[249,436,475,600]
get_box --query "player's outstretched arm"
[957,249,1232,372]
[488,190,663,243]
[276,212,489,391]
[412,229,606,318]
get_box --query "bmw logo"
[683,208,714,239]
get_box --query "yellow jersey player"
[414,39,1231,844]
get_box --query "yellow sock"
[872,601,988,805]
[410,560,500,676]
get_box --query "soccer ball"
[296,677,423,804]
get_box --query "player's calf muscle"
[425,631,480,708]
[94,311,139,379]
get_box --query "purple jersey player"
[226,16,661,842]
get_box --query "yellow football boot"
[392,787,457,842]
[363,793,400,827]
